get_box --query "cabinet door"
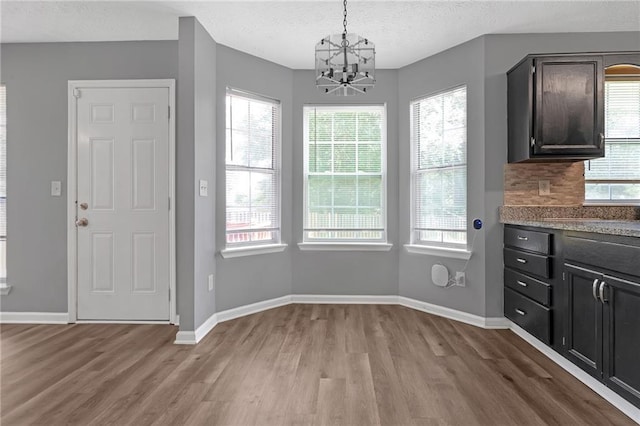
[533,56,604,157]
[602,275,640,408]
[564,264,603,378]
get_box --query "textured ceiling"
[1,1,639,69]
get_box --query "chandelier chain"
[343,0,348,34]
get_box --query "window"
[225,89,281,248]
[0,85,5,283]
[585,75,640,202]
[303,105,386,242]
[410,86,467,248]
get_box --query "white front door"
[75,87,170,321]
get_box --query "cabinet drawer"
[504,248,550,279]
[505,227,551,255]
[565,236,640,278]
[505,287,552,344]
[504,268,551,306]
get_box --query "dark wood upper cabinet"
[508,54,606,163]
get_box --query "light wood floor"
[0,304,634,425]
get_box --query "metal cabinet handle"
[515,309,526,316]
[516,280,528,287]
[517,236,528,241]
[599,281,607,303]
[516,258,527,264]
[599,133,605,147]
[592,279,599,301]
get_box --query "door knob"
[79,202,88,210]
[76,218,89,227]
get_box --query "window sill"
[0,284,12,296]
[404,244,472,260]
[298,242,393,252]
[220,244,287,259]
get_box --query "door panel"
[603,275,640,408]
[76,87,170,321]
[564,263,603,378]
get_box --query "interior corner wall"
[177,16,217,331]
[291,70,400,296]
[482,31,640,318]
[0,40,178,314]
[214,45,293,312]
[192,19,217,329]
[397,36,487,316]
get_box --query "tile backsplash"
[504,162,585,206]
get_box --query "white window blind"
[225,89,281,247]
[411,86,467,248]
[303,105,386,242]
[0,85,6,280]
[585,79,640,202]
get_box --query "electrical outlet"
[208,274,214,291]
[538,180,551,196]
[455,272,466,287]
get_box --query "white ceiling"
[1,1,639,69]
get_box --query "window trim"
[224,88,283,250]
[409,84,469,250]
[584,76,640,205]
[302,104,388,244]
[0,84,6,285]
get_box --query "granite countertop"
[501,217,640,238]
[499,206,640,238]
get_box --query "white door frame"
[67,79,177,324]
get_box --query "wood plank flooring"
[1,304,634,425]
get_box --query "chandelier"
[315,0,376,95]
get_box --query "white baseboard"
[510,323,640,424]
[174,330,198,345]
[174,295,509,344]
[174,295,292,345]
[291,294,398,304]
[216,295,292,323]
[398,296,511,329]
[0,312,70,324]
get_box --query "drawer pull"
[516,280,528,287]
[515,309,526,316]
[517,236,529,241]
[599,281,608,304]
[516,258,527,264]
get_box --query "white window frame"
[406,85,470,259]
[300,104,390,250]
[585,74,640,205]
[221,88,284,258]
[0,84,7,293]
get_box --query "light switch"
[51,181,62,197]
[199,180,208,197]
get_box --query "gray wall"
[291,70,400,296]
[3,28,639,324]
[0,41,178,313]
[398,37,488,316]
[176,16,218,331]
[482,31,640,317]
[190,18,217,329]
[214,45,293,311]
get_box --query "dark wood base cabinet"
[565,232,640,409]
[505,225,640,409]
